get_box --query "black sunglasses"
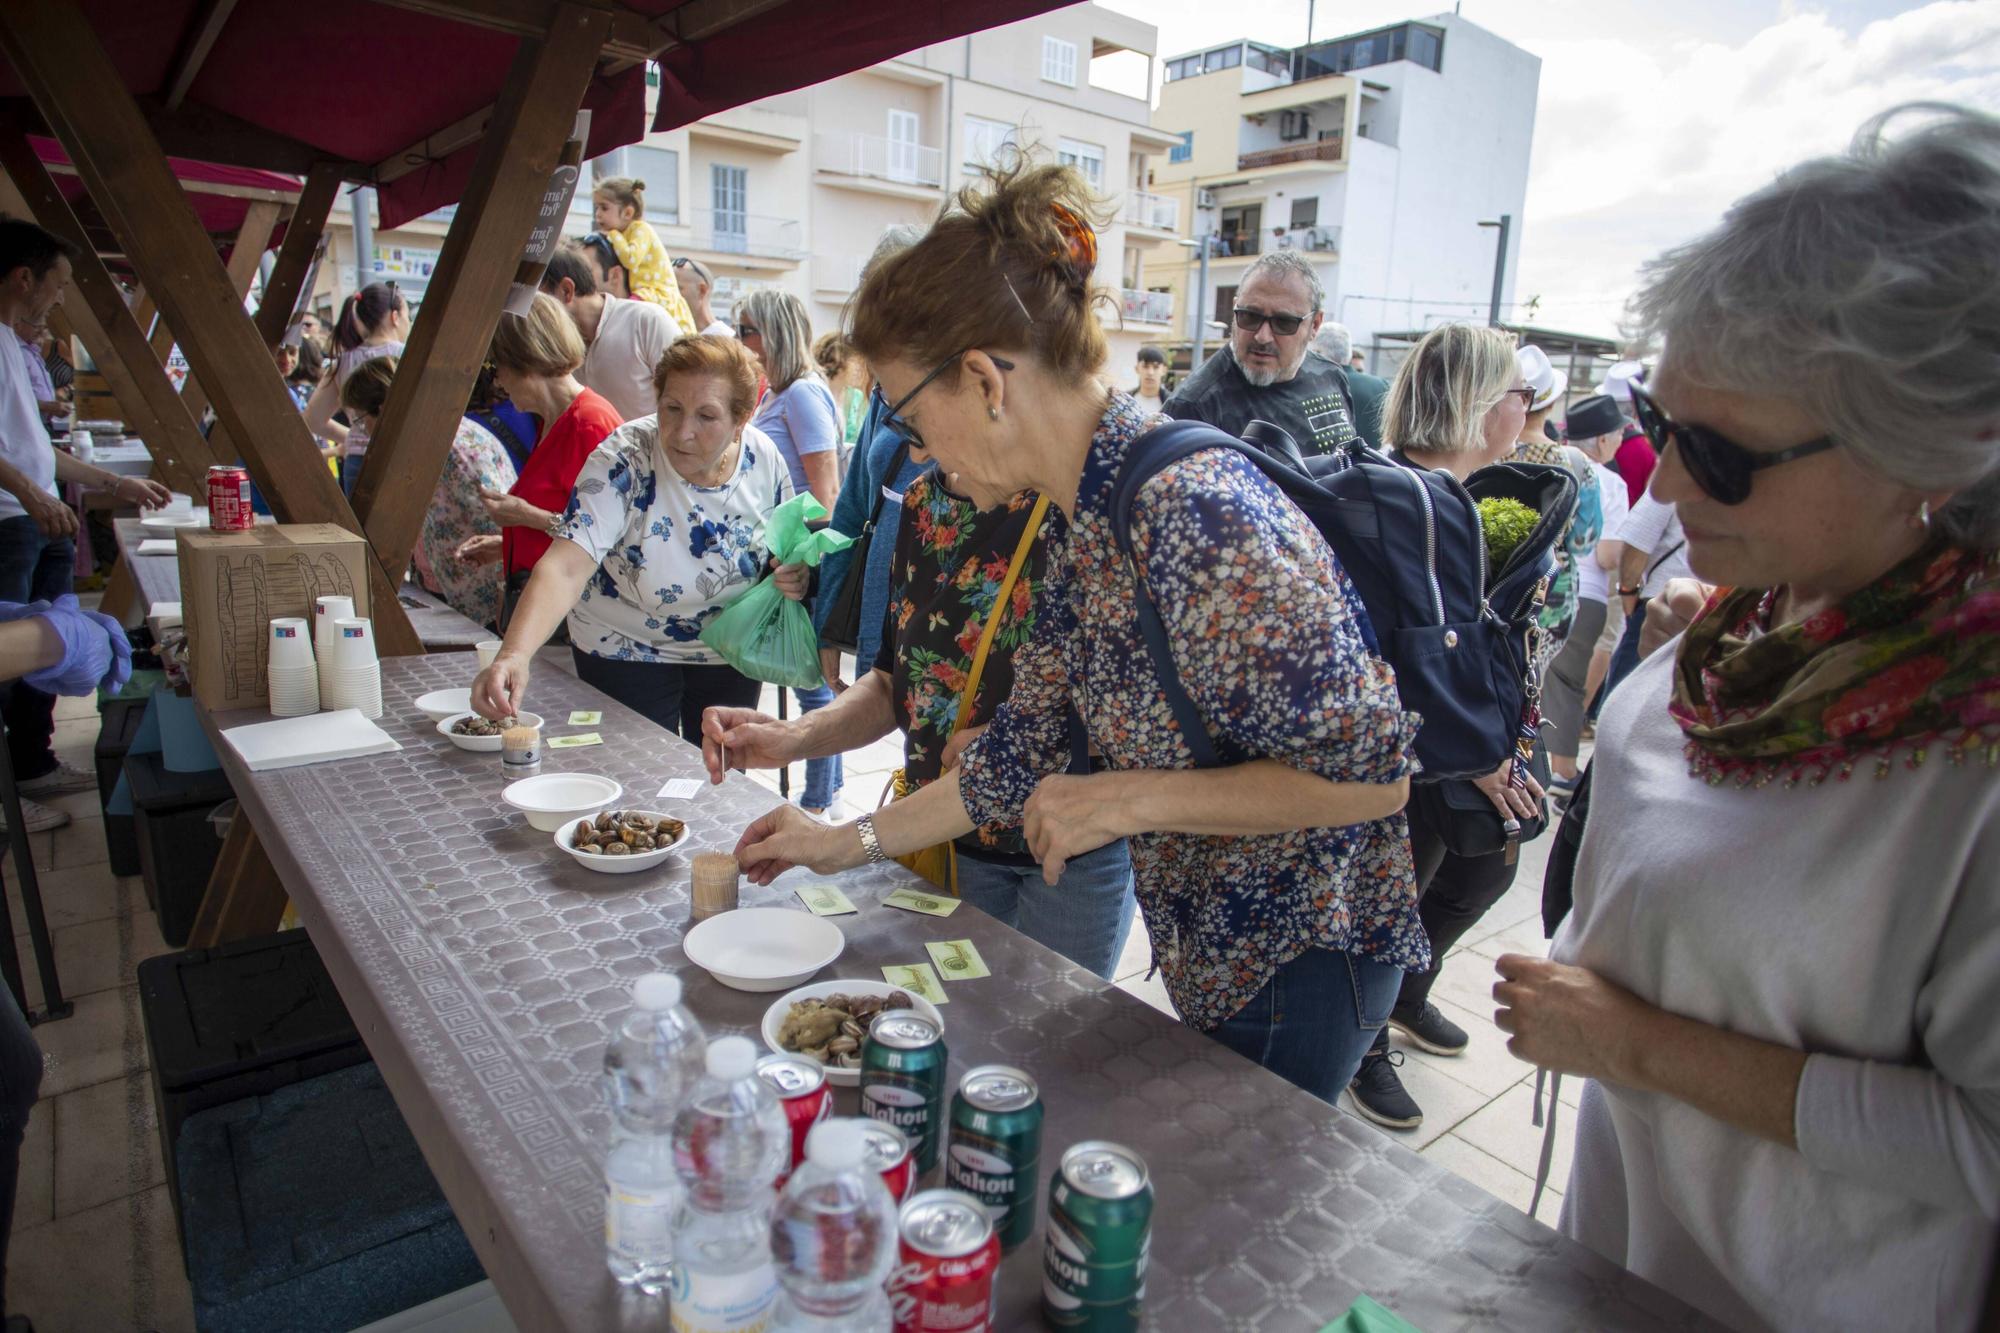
[1232,307,1306,337]
[1630,384,1837,505]
[1503,387,1536,408]
[882,349,1017,452]
[737,323,761,338]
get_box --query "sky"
[1093,0,2000,338]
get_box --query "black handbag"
[820,440,909,654]
[1411,730,1553,860]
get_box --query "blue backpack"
[1109,420,1578,782]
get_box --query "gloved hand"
[21,594,131,696]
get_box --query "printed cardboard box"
[177,524,371,711]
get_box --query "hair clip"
[1002,273,1035,324]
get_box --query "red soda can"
[755,1053,831,1186]
[206,465,253,530]
[888,1189,999,1333]
[860,1118,916,1205]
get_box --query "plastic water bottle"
[770,1118,900,1331]
[670,1035,789,1332]
[604,972,706,1292]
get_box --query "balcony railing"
[1120,190,1180,232]
[1274,225,1341,254]
[687,209,802,260]
[814,132,944,189]
[1237,133,1345,171]
[1119,288,1176,325]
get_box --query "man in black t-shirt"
[1164,251,1360,456]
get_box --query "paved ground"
[6,666,1577,1332]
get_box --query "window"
[1056,138,1105,188]
[887,110,921,183]
[625,146,680,223]
[1247,45,1289,76]
[710,164,747,254]
[965,116,1017,170]
[1213,284,1237,329]
[1219,203,1262,256]
[1041,35,1077,86]
[1292,23,1445,80]
[1290,198,1318,229]
[1168,131,1194,165]
[1210,44,1241,69]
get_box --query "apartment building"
[311,4,1183,389]
[1149,15,1540,367]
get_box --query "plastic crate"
[124,748,232,946]
[177,1063,485,1333]
[93,695,147,877]
[137,929,369,1244]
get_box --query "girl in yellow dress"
[591,177,697,335]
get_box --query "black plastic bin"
[93,696,148,878]
[123,749,232,945]
[137,929,369,1245]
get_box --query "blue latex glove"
[0,599,52,625]
[21,594,132,697]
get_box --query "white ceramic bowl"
[760,980,944,1086]
[553,809,689,875]
[413,687,474,722]
[501,773,623,832]
[436,710,543,753]
[683,907,844,993]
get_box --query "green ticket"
[567,710,602,725]
[882,887,960,917]
[795,883,857,916]
[882,963,947,1004]
[925,939,990,980]
[546,732,602,748]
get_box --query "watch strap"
[854,814,888,865]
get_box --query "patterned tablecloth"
[206,654,1714,1332]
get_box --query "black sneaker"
[1348,1048,1422,1130]
[1389,1001,1469,1056]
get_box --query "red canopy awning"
[32,134,297,250]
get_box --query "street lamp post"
[1478,214,1511,327]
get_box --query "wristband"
[1617,583,1641,597]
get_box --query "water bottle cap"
[705,1035,756,1080]
[804,1118,868,1171]
[631,972,681,1010]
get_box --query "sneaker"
[1348,1048,1422,1130]
[17,758,97,798]
[1548,774,1578,813]
[1389,1001,1469,1056]
[0,797,70,833]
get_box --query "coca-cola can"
[888,1189,999,1333]
[755,1053,831,1186]
[859,1117,916,1205]
[206,465,253,531]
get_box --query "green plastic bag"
[699,493,854,689]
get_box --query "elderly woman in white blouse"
[1494,105,2000,1332]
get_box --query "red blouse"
[503,387,623,575]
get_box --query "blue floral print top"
[553,417,793,663]
[957,392,1426,1030]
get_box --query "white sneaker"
[0,797,71,833]
[17,759,98,798]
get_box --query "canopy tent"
[32,134,299,260]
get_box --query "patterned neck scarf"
[1668,540,2000,787]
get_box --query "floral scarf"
[1669,540,2000,787]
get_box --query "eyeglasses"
[1503,387,1536,408]
[882,349,1016,452]
[736,323,761,339]
[1232,307,1306,337]
[1630,383,1837,505]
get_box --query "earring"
[1913,500,1931,530]
[987,407,1000,422]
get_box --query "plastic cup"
[331,618,377,669]
[268,618,314,668]
[164,492,194,517]
[314,596,356,651]
[476,639,502,671]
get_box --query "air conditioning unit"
[1196,187,1218,209]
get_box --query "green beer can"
[945,1064,1044,1252]
[861,1011,948,1172]
[1041,1141,1152,1331]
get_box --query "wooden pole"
[350,4,609,584]
[184,196,281,457]
[253,161,341,349]
[0,0,421,654]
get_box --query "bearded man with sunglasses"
[1163,251,1361,455]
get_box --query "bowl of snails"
[553,808,689,875]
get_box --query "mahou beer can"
[206,465,253,531]
[859,1117,916,1205]
[889,1189,999,1333]
[861,1011,947,1172]
[945,1065,1043,1252]
[1042,1142,1152,1331]
[755,1053,832,1187]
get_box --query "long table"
[204,654,1712,1331]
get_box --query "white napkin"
[221,708,403,772]
[136,539,177,555]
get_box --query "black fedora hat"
[1563,393,1625,442]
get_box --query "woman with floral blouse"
[727,163,1421,1102]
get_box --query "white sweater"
[1553,646,2000,1332]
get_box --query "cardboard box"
[178,524,372,712]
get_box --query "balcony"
[814,132,944,200]
[682,210,803,271]
[1119,288,1176,327]
[1237,133,1345,171]
[1119,190,1180,234]
[1276,225,1341,254]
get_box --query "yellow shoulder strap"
[953,493,1050,733]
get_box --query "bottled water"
[603,972,706,1292]
[770,1119,900,1331]
[670,1035,789,1332]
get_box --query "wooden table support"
[187,810,288,948]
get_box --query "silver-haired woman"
[1494,104,2000,1331]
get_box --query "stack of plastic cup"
[162,492,195,521]
[313,595,356,702]
[320,617,383,718]
[266,618,320,717]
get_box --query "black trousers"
[570,651,762,744]
[0,515,75,781]
[0,983,43,1313]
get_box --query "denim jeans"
[340,452,365,496]
[0,983,43,1312]
[793,683,841,808]
[0,513,75,780]
[1208,947,1405,1105]
[1596,595,1649,715]
[954,840,1136,980]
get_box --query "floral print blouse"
[958,392,1426,1030]
[553,417,793,663]
[877,478,1056,862]
[414,417,515,629]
